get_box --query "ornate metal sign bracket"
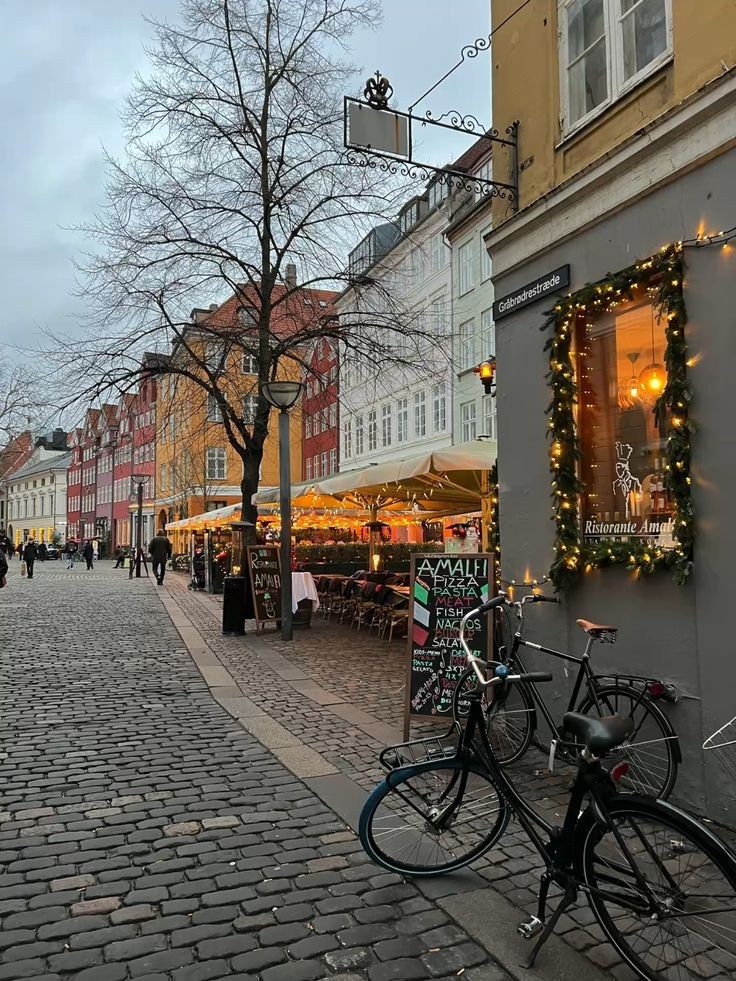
[344,72,519,208]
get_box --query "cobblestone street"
[0,563,512,981]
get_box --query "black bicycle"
[359,594,736,981]
[452,585,680,799]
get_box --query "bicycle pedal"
[517,916,544,939]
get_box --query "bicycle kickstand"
[521,877,577,969]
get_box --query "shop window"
[559,0,671,134]
[577,300,672,543]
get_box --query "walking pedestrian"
[38,542,47,562]
[82,540,94,570]
[23,538,38,579]
[0,546,7,588]
[4,536,13,560]
[65,539,78,569]
[16,541,24,559]
[148,529,172,585]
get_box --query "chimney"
[285,263,297,288]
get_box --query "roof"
[7,451,72,482]
[450,135,492,174]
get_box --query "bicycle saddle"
[563,712,634,755]
[576,618,617,642]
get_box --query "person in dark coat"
[17,541,24,558]
[148,529,172,585]
[38,542,47,562]
[23,538,38,579]
[65,539,78,569]
[0,547,7,586]
[82,540,94,570]
[113,547,125,569]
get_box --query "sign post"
[404,553,494,739]
[247,545,282,633]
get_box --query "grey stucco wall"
[493,149,736,815]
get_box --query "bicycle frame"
[501,605,655,744]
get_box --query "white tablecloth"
[292,572,320,613]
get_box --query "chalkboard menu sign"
[247,546,282,632]
[404,553,493,736]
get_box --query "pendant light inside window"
[638,306,666,403]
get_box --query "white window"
[431,233,448,274]
[430,294,447,336]
[459,318,477,371]
[329,448,337,474]
[381,405,392,447]
[344,417,353,459]
[306,414,313,439]
[243,394,258,426]
[461,401,477,442]
[329,403,337,429]
[206,340,225,370]
[559,0,671,133]
[414,391,426,438]
[206,448,226,480]
[242,352,258,374]
[306,458,312,480]
[160,463,167,494]
[480,232,492,282]
[481,308,496,359]
[321,451,328,476]
[483,394,497,439]
[473,157,492,201]
[355,415,364,455]
[432,383,447,433]
[458,240,475,296]
[207,394,223,423]
[428,180,448,209]
[313,454,320,477]
[397,398,408,443]
[368,410,377,451]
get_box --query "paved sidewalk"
[163,575,634,981]
[0,563,516,981]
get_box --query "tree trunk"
[240,448,262,547]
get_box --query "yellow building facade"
[490,0,736,226]
[154,332,302,531]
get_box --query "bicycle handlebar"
[459,597,554,687]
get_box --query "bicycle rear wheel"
[578,795,736,981]
[359,759,509,876]
[453,668,535,765]
[577,685,679,798]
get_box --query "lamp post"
[130,474,150,578]
[261,380,302,641]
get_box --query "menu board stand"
[246,545,282,633]
[403,553,494,740]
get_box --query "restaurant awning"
[252,440,496,516]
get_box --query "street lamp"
[261,379,302,641]
[130,474,150,578]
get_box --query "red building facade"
[112,394,135,549]
[302,338,339,481]
[95,404,119,555]
[131,366,158,545]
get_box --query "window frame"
[558,0,673,138]
[461,400,477,443]
[432,382,447,434]
[457,240,475,297]
[413,390,426,439]
[206,447,227,481]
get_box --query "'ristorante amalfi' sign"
[493,265,570,320]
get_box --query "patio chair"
[381,591,410,642]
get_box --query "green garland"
[543,243,694,591]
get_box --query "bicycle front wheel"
[577,685,679,799]
[453,667,535,766]
[579,795,736,981]
[359,759,509,876]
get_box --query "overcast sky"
[0,0,490,351]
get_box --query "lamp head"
[261,380,303,410]
[475,358,496,395]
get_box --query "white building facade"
[5,447,71,547]
[338,141,498,476]
[337,193,454,473]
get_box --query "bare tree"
[46,0,445,540]
[0,364,43,446]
